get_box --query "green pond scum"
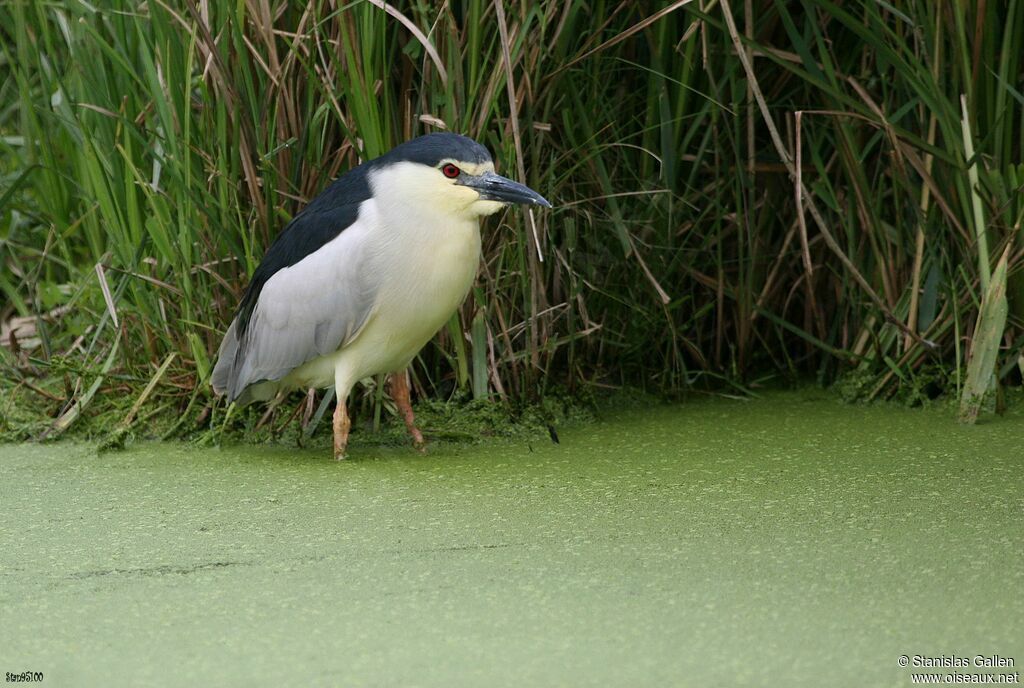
[1,390,1021,686]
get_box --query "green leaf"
[959,248,1009,424]
[471,309,489,401]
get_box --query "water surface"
[2,391,1021,686]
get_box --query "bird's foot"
[411,430,427,454]
[333,433,349,460]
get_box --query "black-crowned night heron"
[211,133,551,459]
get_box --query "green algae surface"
[2,390,1022,686]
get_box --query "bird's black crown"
[382,132,492,167]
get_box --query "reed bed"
[1,0,1021,438]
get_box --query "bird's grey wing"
[213,208,380,403]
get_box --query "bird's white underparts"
[211,133,551,459]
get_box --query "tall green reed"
[1,0,1020,434]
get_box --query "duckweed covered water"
[2,390,1022,686]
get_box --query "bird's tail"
[211,320,281,405]
[210,320,239,398]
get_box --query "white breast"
[354,198,481,373]
[284,190,481,392]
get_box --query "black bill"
[459,172,552,208]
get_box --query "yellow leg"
[390,369,425,451]
[332,397,350,460]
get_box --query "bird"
[211,132,551,459]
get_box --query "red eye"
[441,163,461,178]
